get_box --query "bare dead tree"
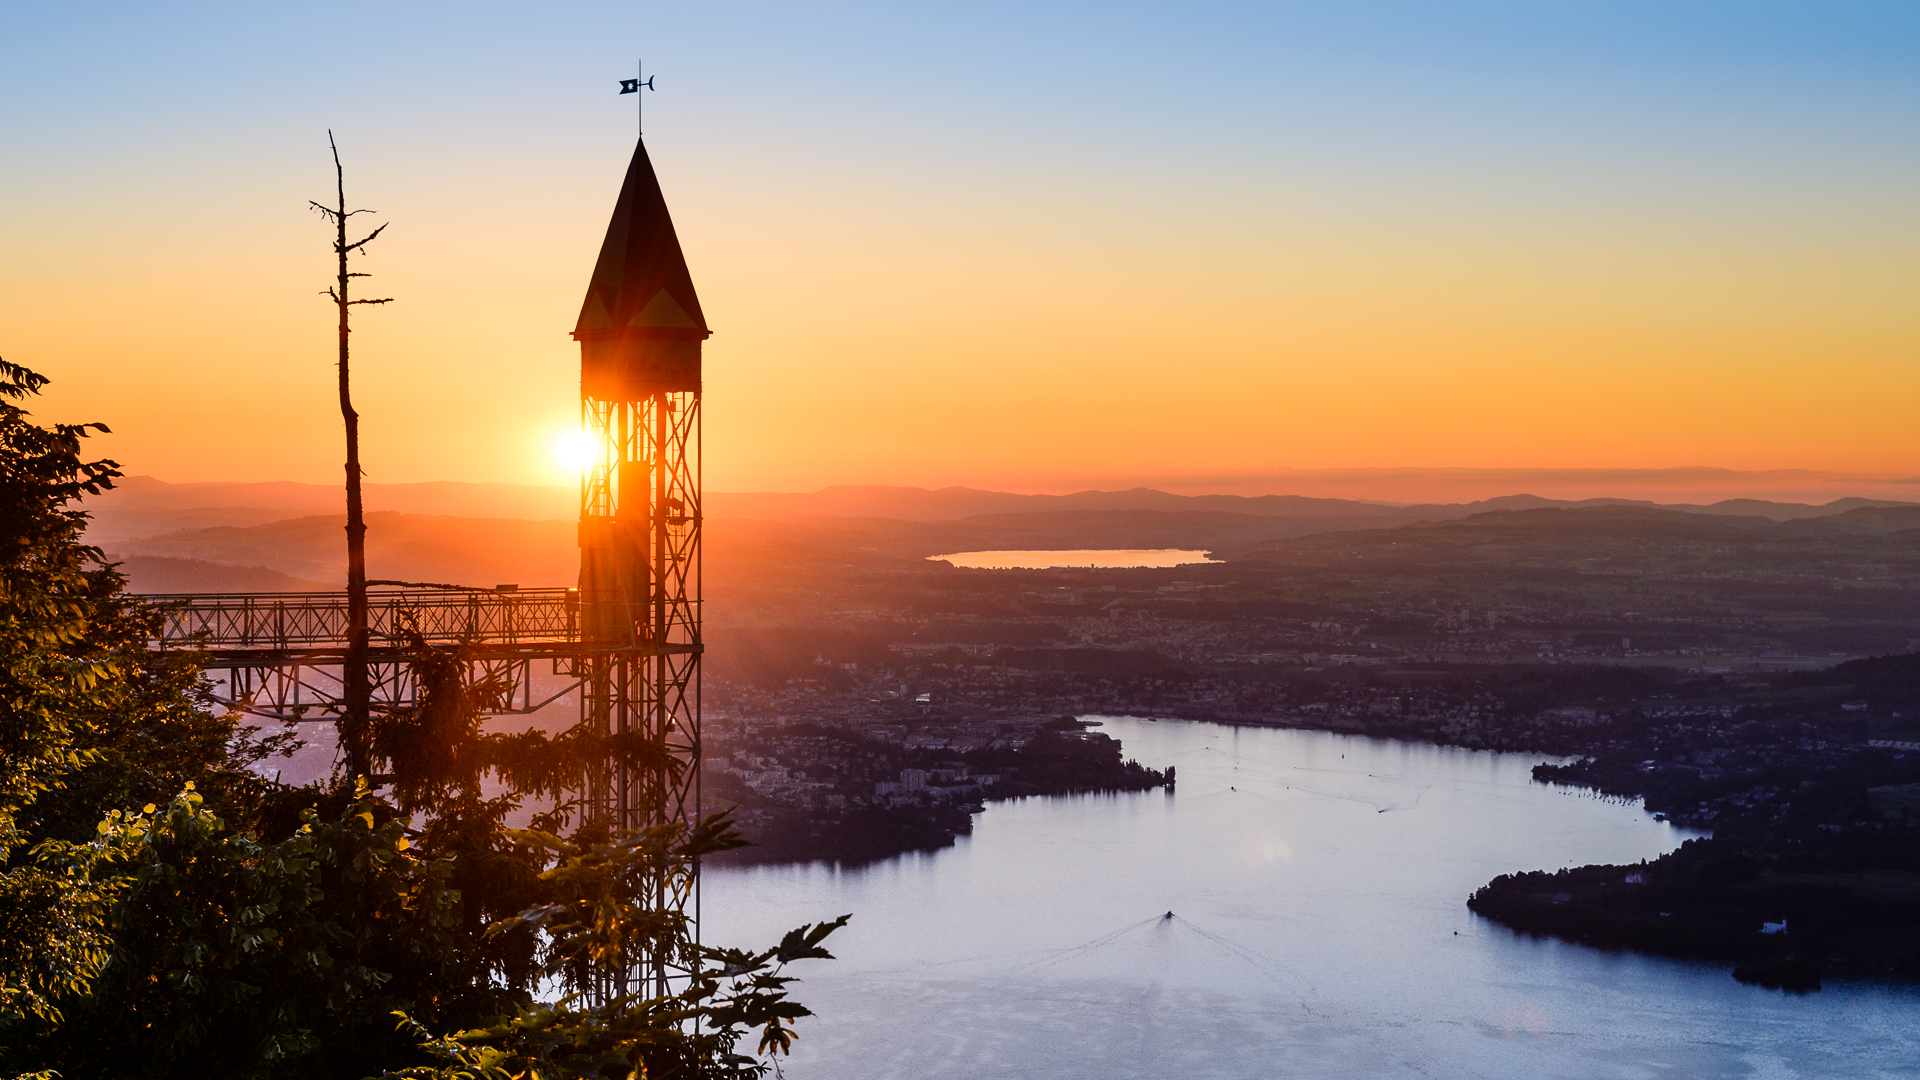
[310,131,391,784]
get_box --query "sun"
[552,430,597,474]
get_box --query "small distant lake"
[931,549,1215,569]
[703,718,1920,1079]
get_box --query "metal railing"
[144,588,581,653]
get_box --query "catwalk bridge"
[146,586,699,720]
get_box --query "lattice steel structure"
[575,394,702,838]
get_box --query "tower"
[574,138,705,931]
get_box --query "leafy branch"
[382,814,848,1079]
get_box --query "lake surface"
[702,718,1920,1079]
[932,549,1214,569]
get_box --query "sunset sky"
[4,2,1917,500]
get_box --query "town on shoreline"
[707,647,1920,989]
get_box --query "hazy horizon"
[93,467,1920,514]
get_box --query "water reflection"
[703,719,1920,1079]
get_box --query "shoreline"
[716,704,1920,990]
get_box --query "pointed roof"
[574,140,709,339]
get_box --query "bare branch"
[308,201,377,219]
[349,298,395,305]
[366,579,495,591]
[343,222,389,254]
[312,206,379,216]
[330,128,343,193]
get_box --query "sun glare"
[552,431,596,474]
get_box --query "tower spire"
[573,139,708,398]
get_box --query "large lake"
[703,717,1920,1079]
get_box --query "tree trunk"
[330,140,372,783]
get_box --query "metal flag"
[620,76,654,95]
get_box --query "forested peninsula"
[705,716,1172,866]
[1466,652,1920,991]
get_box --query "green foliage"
[4,792,846,1080]
[16,602,297,848]
[383,813,847,1080]
[3,782,477,1080]
[371,630,680,830]
[0,802,146,1024]
[0,360,846,1078]
[0,357,123,859]
[0,359,294,1030]
[364,631,703,1011]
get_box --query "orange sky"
[6,3,1919,502]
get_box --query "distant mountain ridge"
[697,485,1914,524]
[87,476,579,544]
[107,511,577,590]
[90,475,1915,542]
[1223,502,1920,566]
[115,556,335,594]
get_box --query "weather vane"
[618,60,655,137]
